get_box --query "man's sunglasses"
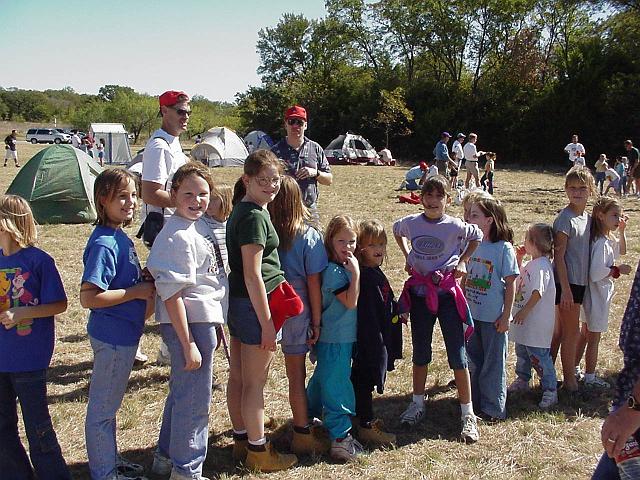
[169,106,191,116]
[286,118,304,126]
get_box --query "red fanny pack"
[269,281,304,333]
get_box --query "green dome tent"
[7,145,104,224]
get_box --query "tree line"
[238,0,640,165]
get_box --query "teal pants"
[306,342,355,440]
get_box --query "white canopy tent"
[191,127,248,167]
[89,123,132,164]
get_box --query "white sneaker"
[151,450,172,475]
[575,366,585,382]
[539,390,558,409]
[156,342,171,366]
[585,376,610,388]
[399,400,425,427]
[460,414,479,443]
[330,434,364,462]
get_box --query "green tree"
[376,87,413,147]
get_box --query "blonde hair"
[0,195,37,248]
[268,175,309,251]
[591,196,622,241]
[210,182,233,221]
[565,165,596,195]
[462,190,493,221]
[324,215,358,263]
[356,220,387,264]
[527,223,554,259]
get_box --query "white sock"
[413,394,425,406]
[460,402,473,418]
[585,373,595,382]
[233,429,247,435]
[248,437,266,446]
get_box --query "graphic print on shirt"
[465,256,493,308]
[203,233,224,276]
[412,235,445,263]
[513,269,531,309]
[0,268,38,336]
[129,246,143,279]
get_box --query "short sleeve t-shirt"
[278,226,328,304]
[226,201,285,297]
[465,241,519,323]
[510,256,556,348]
[319,262,357,344]
[433,141,449,161]
[553,207,590,286]
[564,142,585,163]
[82,226,146,346]
[0,247,67,372]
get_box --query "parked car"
[26,128,71,144]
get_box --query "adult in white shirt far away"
[451,133,466,188]
[71,130,82,149]
[564,134,586,167]
[463,133,485,189]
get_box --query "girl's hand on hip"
[260,322,277,351]
[183,342,202,371]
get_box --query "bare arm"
[335,254,360,309]
[165,292,201,370]
[496,275,516,333]
[79,281,155,309]
[395,233,412,274]
[512,290,541,325]
[602,380,640,458]
[456,240,480,278]
[241,243,276,350]
[553,231,573,308]
[307,272,322,344]
[142,180,174,209]
[0,299,68,329]
[317,169,333,186]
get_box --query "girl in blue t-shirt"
[0,194,71,479]
[267,175,329,456]
[81,169,155,480]
[465,197,519,420]
[306,214,363,462]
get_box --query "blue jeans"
[85,336,138,480]
[514,343,557,391]
[307,342,355,440]
[467,322,507,419]
[0,369,71,480]
[158,323,217,478]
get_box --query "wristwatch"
[628,394,640,411]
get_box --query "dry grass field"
[5,141,640,479]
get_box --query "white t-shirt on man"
[564,142,585,163]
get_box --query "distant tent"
[244,130,273,153]
[191,127,248,167]
[6,145,103,224]
[324,133,378,165]
[89,123,132,164]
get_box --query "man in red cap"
[271,105,332,222]
[140,90,190,366]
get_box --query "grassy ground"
[6,141,639,479]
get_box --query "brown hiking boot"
[232,438,248,462]
[245,441,298,472]
[356,419,396,446]
[291,427,331,455]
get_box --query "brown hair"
[0,195,37,248]
[210,182,233,221]
[171,162,214,193]
[233,149,285,199]
[462,190,493,221]
[469,197,514,243]
[94,169,138,227]
[268,175,309,251]
[591,196,622,241]
[420,175,450,198]
[356,220,387,264]
[527,223,554,259]
[324,214,358,263]
[565,165,596,195]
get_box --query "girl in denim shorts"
[268,175,329,456]
[393,175,482,443]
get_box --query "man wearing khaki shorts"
[4,130,19,167]
[463,133,485,189]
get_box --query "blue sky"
[4,0,327,102]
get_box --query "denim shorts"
[554,283,586,305]
[410,292,467,369]
[280,311,310,355]
[228,296,282,345]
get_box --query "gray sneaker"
[116,454,144,477]
[400,400,425,427]
[460,414,479,443]
[538,389,558,409]
[584,376,610,389]
[151,450,172,475]
[330,434,364,462]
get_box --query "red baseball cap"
[419,161,428,170]
[159,90,189,107]
[285,105,307,121]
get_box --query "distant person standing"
[71,130,82,149]
[271,105,333,223]
[464,133,485,189]
[141,90,190,365]
[624,140,640,196]
[564,134,586,167]
[4,129,19,167]
[195,134,202,144]
[433,132,454,178]
[452,132,466,168]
